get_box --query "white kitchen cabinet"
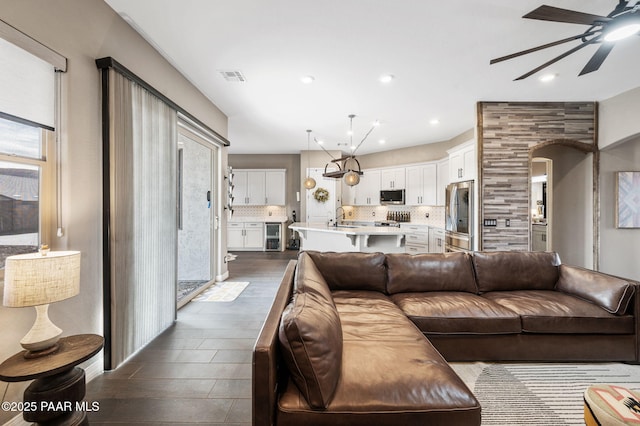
[405,163,437,206]
[233,169,285,206]
[436,159,449,206]
[353,169,381,205]
[341,179,355,206]
[429,227,445,253]
[401,224,429,254]
[265,170,286,205]
[381,167,405,190]
[532,224,548,251]
[448,140,476,183]
[228,222,264,250]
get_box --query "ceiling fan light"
[303,176,316,189]
[344,171,360,186]
[604,23,640,42]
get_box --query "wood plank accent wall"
[478,102,596,251]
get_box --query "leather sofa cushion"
[483,290,635,334]
[556,265,635,315]
[391,292,521,334]
[305,251,387,293]
[386,252,478,294]
[294,252,335,301]
[277,341,481,426]
[473,251,561,292]
[278,289,481,426]
[332,290,415,341]
[279,258,342,409]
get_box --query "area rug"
[191,281,249,302]
[451,363,640,425]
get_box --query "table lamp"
[3,250,81,358]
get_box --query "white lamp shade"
[344,171,360,186]
[303,176,316,189]
[3,251,81,307]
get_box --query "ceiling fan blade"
[523,5,611,25]
[490,31,598,65]
[514,37,601,80]
[579,42,615,75]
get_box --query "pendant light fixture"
[317,114,378,186]
[303,129,316,190]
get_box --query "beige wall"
[357,129,473,169]
[0,0,228,418]
[535,145,594,268]
[600,137,640,281]
[228,154,301,219]
[599,87,640,150]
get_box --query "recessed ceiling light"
[429,119,440,125]
[372,120,380,127]
[379,139,386,144]
[300,75,315,84]
[539,73,557,82]
[379,74,394,83]
[350,145,356,150]
[317,140,324,145]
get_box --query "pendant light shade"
[303,176,317,189]
[344,170,360,186]
[304,129,316,190]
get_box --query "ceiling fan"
[491,0,640,80]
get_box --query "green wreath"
[313,187,329,203]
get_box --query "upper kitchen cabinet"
[381,167,405,190]
[265,170,286,205]
[405,163,437,206]
[447,140,476,183]
[436,158,449,206]
[353,169,381,205]
[233,169,286,205]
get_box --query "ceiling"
[103,0,640,155]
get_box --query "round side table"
[0,334,104,425]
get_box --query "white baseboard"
[216,270,229,281]
[84,354,104,383]
[3,355,104,426]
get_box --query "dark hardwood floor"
[86,251,298,425]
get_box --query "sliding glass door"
[177,130,216,306]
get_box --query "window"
[0,114,55,270]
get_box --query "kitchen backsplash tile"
[233,205,288,219]
[343,205,445,227]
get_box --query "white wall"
[0,1,228,419]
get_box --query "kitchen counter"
[289,222,406,253]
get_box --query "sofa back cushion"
[279,256,342,408]
[386,252,478,294]
[556,265,636,315]
[304,250,387,293]
[473,251,561,292]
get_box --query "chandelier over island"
[314,114,379,187]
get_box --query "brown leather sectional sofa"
[253,250,639,426]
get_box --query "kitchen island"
[289,222,406,253]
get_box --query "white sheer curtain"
[108,70,177,367]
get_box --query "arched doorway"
[529,140,598,268]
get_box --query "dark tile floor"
[86,251,298,425]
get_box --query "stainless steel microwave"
[380,189,405,205]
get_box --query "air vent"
[219,70,246,82]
